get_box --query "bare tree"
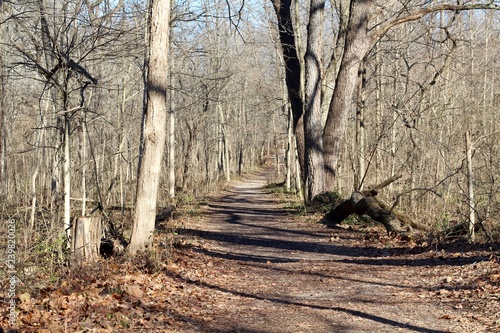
[272,0,500,202]
[128,0,171,255]
[303,0,326,200]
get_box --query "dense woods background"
[0,0,499,267]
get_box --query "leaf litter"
[1,169,499,332]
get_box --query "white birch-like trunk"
[465,131,475,242]
[81,119,87,216]
[286,105,292,191]
[128,0,170,255]
[30,166,39,229]
[63,114,71,242]
[168,55,175,198]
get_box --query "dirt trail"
[4,169,498,333]
[174,168,498,333]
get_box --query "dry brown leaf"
[19,292,31,303]
[124,284,145,298]
[440,314,457,320]
[489,273,500,282]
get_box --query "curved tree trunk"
[303,0,326,201]
[323,0,373,189]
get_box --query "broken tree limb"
[323,174,416,234]
[372,173,402,192]
[375,197,432,232]
[324,191,409,234]
[324,199,354,225]
[362,173,402,196]
[351,191,408,233]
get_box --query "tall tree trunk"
[0,8,3,190]
[355,67,366,190]
[465,130,475,242]
[303,0,326,201]
[271,0,305,177]
[217,104,231,182]
[320,0,348,116]
[285,97,292,191]
[0,43,5,201]
[63,113,71,241]
[82,120,89,215]
[323,0,373,189]
[168,68,175,198]
[0,1,4,201]
[128,0,170,255]
[181,121,196,192]
[292,0,306,114]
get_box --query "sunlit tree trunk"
[465,130,475,242]
[285,82,292,191]
[128,0,170,255]
[80,117,87,215]
[354,67,366,190]
[63,111,71,241]
[323,0,372,189]
[271,0,305,177]
[168,56,175,198]
[303,0,326,201]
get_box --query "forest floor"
[2,167,500,332]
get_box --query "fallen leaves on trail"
[0,253,228,332]
[2,205,499,333]
[1,239,499,333]
[427,259,500,330]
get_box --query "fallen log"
[322,174,419,234]
[375,197,432,232]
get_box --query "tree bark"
[323,0,373,189]
[168,54,175,198]
[63,113,71,241]
[0,1,4,198]
[354,67,366,190]
[271,0,305,176]
[465,130,475,242]
[181,121,196,191]
[128,0,170,255]
[303,0,326,201]
[71,216,102,264]
[324,174,411,234]
[321,0,349,109]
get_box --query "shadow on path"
[165,270,452,333]
[177,168,493,332]
[181,227,490,267]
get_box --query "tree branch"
[67,59,98,84]
[370,3,500,42]
[369,173,402,194]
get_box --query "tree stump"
[71,216,102,264]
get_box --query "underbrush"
[263,181,500,245]
[0,198,194,303]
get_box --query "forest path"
[173,167,495,333]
